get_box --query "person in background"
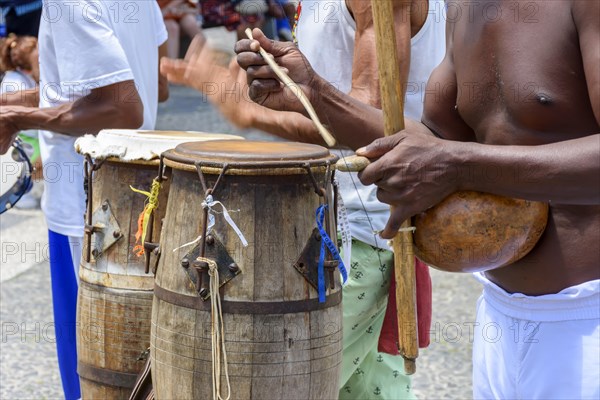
[266,0,295,41]
[0,33,41,208]
[0,1,168,398]
[158,0,203,59]
[0,0,43,37]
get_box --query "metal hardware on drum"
[180,233,241,300]
[83,154,106,262]
[142,156,169,274]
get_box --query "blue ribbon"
[316,205,348,303]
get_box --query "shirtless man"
[235,0,600,397]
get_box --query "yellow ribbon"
[130,178,161,257]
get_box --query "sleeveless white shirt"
[296,0,446,248]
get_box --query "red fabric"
[200,0,242,30]
[378,258,432,354]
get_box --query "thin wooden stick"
[245,28,336,147]
[336,155,370,172]
[371,0,419,374]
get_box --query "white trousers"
[472,273,600,400]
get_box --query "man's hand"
[0,107,21,154]
[235,28,317,114]
[161,35,257,129]
[357,124,462,238]
[161,34,214,91]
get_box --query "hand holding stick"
[244,28,336,147]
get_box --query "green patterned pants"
[338,240,415,400]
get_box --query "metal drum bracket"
[89,200,123,260]
[293,227,337,291]
[180,233,240,300]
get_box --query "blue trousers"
[48,230,81,400]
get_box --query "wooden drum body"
[75,130,241,399]
[151,141,342,400]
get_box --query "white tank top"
[296,0,446,248]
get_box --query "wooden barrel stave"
[77,281,152,398]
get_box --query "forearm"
[158,43,170,103]
[312,76,384,150]
[9,90,142,137]
[1,88,39,107]
[251,107,326,145]
[456,134,600,204]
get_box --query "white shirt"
[1,69,36,93]
[1,70,38,139]
[37,0,167,237]
[297,0,446,249]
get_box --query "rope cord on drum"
[198,256,231,400]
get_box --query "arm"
[158,42,170,102]
[357,132,600,238]
[0,80,143,153]
[358,0,600,237]
[347,0,412,107]
[1,88,39,107]
[235,0,414,149]
[236,30,386,149]
[161,34,327,144]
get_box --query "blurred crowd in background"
[0,0,298,209]
[0,0,297,55]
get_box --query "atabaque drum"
[151,141,343,400]
[74,129,242,399]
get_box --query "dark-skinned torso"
[423,0,600,295]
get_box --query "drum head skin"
[74,129,244,162]
[165,140,333,164]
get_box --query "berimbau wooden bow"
[370,0,419,374]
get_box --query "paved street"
[0,85,481,399]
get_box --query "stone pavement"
[0,86,481,399]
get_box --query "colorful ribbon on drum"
[315,204,348,303]
[130,178,162,256]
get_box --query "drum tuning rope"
[172,194,249,253]
[194,256,232,400]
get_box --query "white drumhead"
[0,147,23,197]
[74,129,244,161]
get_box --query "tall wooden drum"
[74,130,242,399]
[151,141,343,400]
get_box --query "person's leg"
[68,235,82,284]
[179,13,202,39]
[473,276,600,400]
[47,230,81,400]
[338,240,414,400]
[164,19,181,59]
[517,316,600,399]
[472,295,517,400]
